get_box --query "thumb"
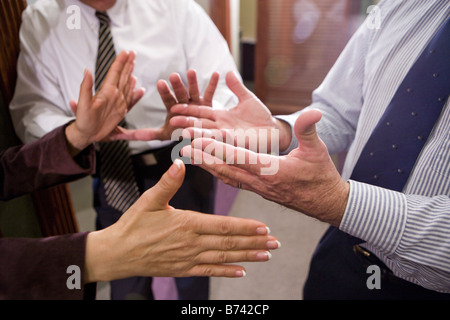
[294,109,323,150]
[140,159,186,211]
[77,69,94,111]
[225,71,254,102]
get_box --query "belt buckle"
[141,153,158,166]
[353,244,371,257]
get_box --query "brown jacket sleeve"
[0,125,96,201]
[0,125,97,299]
[0,233,93,300]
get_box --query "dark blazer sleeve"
[0,232,92,300]
[0,125,96,200]
[0,125,97,299]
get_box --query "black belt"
[353,245,393,274]
[353,245,409,286]
[131,143,177,167]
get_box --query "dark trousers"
[93,145,215,300]
[303,226,450,300]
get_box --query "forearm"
[340,180,450,292]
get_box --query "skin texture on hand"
[65,50,145,154]
[169,71,293,153]
[181,109,350,227]
[84,160,280,283]
[153,69,220,141]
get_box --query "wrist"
[65,122,92,156]
[320,180,350,227]
[84,229,118,283]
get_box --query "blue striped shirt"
[278,0,450,292]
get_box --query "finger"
[194,138,265,175]
[181,144,260,189]
[170,104,216,121]
[182,249,277,277]
[169,115,217,130]
[118,51,136,91]
[174,127,227,143]
[203,72,219,105]
[123,75,135,107]
[157,80,178,111]
[197,250,273,265]
[77,69,94,111]
[294,109,323,150]
[225,71,254,102]
[102,50,129,87]
[139,159,186,211]
[197,233,280,251]
[198,160,257,191]
[169,73,190,103]
[188,211,273,236]
[130,87,146,108]
[129,75,137,97]
[188,264,248,278]
[187,69,200,102]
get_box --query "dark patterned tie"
[350,18,449,192]
[327,18,449,247]
[95,11,139,212]
[302,20,450,298]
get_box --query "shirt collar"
[106,0,126,28]
[70,0,126,28]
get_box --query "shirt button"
[411,112,417,116]
[392,144,398,149]
[373,175,379,180]
[397,169,403,174]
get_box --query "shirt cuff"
[339,180,407,255]
[274,113,300,154]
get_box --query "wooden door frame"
[209,0,232,50]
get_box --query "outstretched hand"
[85,159,280,282]
[170,71,293,152]
[181,109,350,227]
[150,69,220,141]
[65,50,146,151]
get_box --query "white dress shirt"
[278,0,450,292]
[10,0,239,154]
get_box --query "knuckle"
[157,176,173,193]
[222,236,237,250]
[218,221,232,235]
[200,266,215,277]
[215,165,227,176]
[216,251,228,264]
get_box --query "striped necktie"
[95,11,140,212]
